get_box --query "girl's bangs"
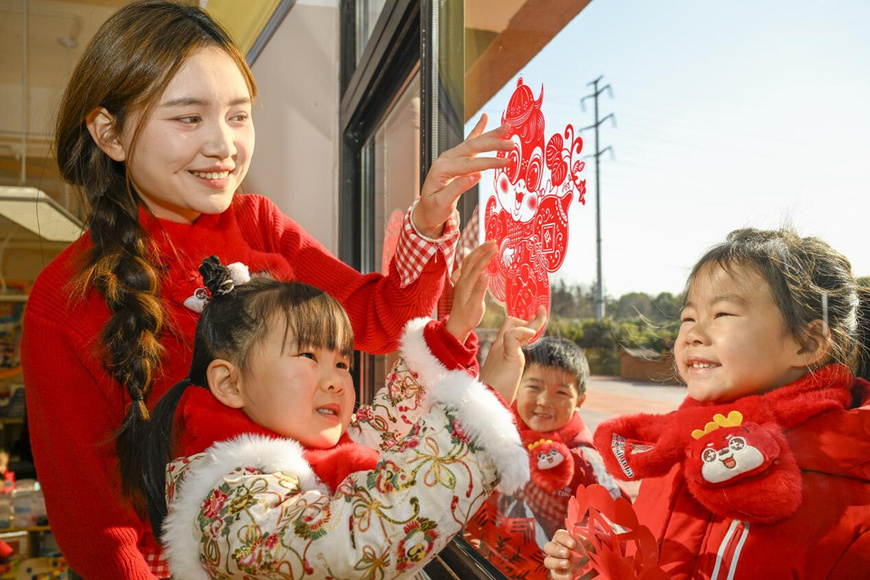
[282,291,354,357]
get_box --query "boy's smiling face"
[516,364,585,433]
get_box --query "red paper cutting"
[485,77,587,341]
[564,484,668,580]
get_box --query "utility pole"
[580,75,615,321]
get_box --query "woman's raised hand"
[478,306,547,404]
[413,114,512,238]
[445,241,497,343]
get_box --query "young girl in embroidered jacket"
[20,1,513,576]
[544,228,870,579]
[138,247,541,578]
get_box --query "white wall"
[244,0,340,253]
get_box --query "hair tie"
[199,256,252,301]
[200,255,234,297]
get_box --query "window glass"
[467,0,870,308]
[356,0,389,62]
[358,72,421,401]
[460,1,870,577]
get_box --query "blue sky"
[470,0,870,298]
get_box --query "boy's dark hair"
[522,337,589,396]
[135,258,353,538]
[688,228,869,381]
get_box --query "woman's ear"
[796,319,832,367]
[207,359,244,409]
[85,107,127,162]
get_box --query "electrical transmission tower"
[580,75,615,321]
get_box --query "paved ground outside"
[578,375,687,433]
[578,376,687,499]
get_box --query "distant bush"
[478,283,682,376]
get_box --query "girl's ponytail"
[142,377,193,539]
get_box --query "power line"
[580,75,615,321]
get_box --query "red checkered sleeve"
[143,546,170,579]
[394,199,460,288]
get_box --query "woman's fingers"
[466,113,489,140]
[441,132,514,160]
[414,117,512,237]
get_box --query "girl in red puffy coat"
[545,228,870,579]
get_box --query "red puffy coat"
[631,376,870,579]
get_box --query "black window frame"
[338,1,509,578]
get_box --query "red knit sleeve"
[236,195,448,354]
[421,317,480,375]
[22,301,158,579]
[418,318,516,410]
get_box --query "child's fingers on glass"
[528,305,548,329]
[507,326,537,350]
[460,242,496,278]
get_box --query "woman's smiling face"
[117,46,254,223]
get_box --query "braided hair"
[55,1,256,507]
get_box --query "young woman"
[21,1,512,577]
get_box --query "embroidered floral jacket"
[161,318,530,579]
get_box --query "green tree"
[614,292,655,321]
[550,279,580,319]
[651,291,682,323]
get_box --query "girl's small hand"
[543,529,585,580]
[445,242,497,343]
[479,305,547,404]
[413,114,512,238]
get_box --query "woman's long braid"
[54,1,258,511]
[87,189,164,506]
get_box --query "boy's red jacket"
[620,370,870,578]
